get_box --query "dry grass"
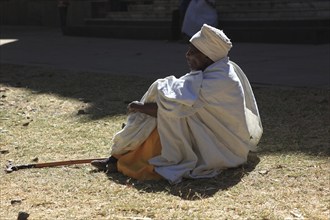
[0,64,329,219]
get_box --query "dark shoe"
[91,156,118,172]
[106,162,118,173]
[91,158,109,171]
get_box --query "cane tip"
[5,165,14,173]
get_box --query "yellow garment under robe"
[113,128,162,181]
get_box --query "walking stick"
[5,158,107,173]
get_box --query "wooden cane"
[5,158,107,173]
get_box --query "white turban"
[190,24,233,62]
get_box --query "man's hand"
[127,102,158,117]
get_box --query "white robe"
[111,57,263,184]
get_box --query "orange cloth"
[113,128,162,181]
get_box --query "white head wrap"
[190,24,232,62]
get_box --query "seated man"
[92,24,263,184]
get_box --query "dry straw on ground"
[0,64,329,219]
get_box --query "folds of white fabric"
[111,57,263,184]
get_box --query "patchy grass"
[0,64,329,219]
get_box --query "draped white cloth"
[182,0,218,37]
[111,57,263,184]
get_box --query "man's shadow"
[104,153,260,200]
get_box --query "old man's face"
[185,44,213,71]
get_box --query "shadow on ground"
[0,64,156,119]
[103,153,260,200]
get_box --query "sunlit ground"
[0,64,329,219]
